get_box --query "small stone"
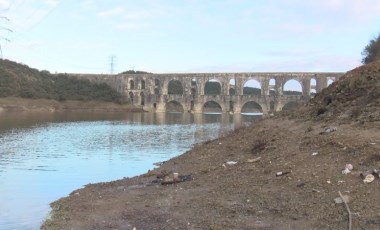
[334,195,349,204]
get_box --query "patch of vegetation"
[243,87,261,95]
[362,32,380,64]
[283,90,302,96]
[168,80,183,94]
[0,59,124,103]
[120,70,151,74]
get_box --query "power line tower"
[0,16,11,59]
[109,55,116,74]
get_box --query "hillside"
[301,60,380,123]
[43,62,380,230]
[0,59,123,103]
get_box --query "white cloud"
[44,0,60,7]
[304,0,380,20]
[97,4,170,31]
[123,9,161,20]
[115,22,149,30]
[0,0,10,8]
[98,6,125,18]
[5,0,62,31]
[81,0,95,10]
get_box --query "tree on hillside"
[362,33,380,64]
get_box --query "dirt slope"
[42,62,380,230]
[297,60,380,123]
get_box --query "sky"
[0,0,379,74]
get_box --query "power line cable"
[0,13,12,58]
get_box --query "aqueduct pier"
[72,72,344,114]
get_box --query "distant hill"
[0,59,124,103]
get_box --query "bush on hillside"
[0,59,124,103]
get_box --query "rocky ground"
[42,62,380,230]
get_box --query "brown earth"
[42,62,380,230]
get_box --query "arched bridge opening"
[282,101,300,111]
[204,80,221,95]
[166,100,184,113]
[283,79,302,96]
[243,79,262,96]
[203,101,223,114]
[168,80,183,95]
[241,101,263,115]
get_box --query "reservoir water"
[0,111,260,230]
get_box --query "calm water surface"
[0,111,260,230]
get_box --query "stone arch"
[168,79,183,95]
[154,79,161,95]
[229,79,236,95]
[166,100,184,113]
[241,101,263,114]
[129,92,134,104]
[243,79,261,95]
[141,80,145,90]
[310,78,317,96]
[270,101,275,111]
[269,78,276,96]
[140,92,145,106]
[191,78,197,86]
[283,79,302,95]
[203,100,223,113]
[155,79,160,87]
[282,101,300,111]
[129,80,135,90]
[204,79,221,95]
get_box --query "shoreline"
[41,116,380,230]
[0,97,145,113]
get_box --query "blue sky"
[0,0,379,74]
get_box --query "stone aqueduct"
[73,72,344,115]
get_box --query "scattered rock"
[319,127,337,135]
[160,173,193,185]
[247,157,261,163]
[334,195,349,204]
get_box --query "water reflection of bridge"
[74,72,344,115]
[125,112,259,126]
